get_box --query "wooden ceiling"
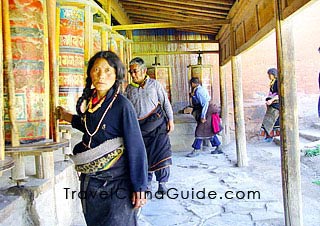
[114,0,235,38]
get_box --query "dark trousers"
[148,167,170,184]
[81,175,138,226]
[192,135,221,150]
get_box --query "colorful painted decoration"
[59,6,85,115]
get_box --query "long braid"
[76,75,93,116]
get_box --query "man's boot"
[210,146,223,154]
[186,149,200,157]
[157,182,168,194]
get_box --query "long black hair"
[76,51,125,115]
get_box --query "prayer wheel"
[93,28,102,54]
[92,23,111,54]
[4,0,49,144]
[58,5,85,114]
[109,35,119,55]
[188,65,214,98]
[147,66,172,102]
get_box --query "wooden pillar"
[42,0,50,141]
[2,0,19,147]
[3,0,25,181]
[0,0,4,161]
[101,26,108,50]
[230,24,248,167]
[119,38,124,61]
[219,65,230,145]
[47,0,59,142]
[275,0,303,225]
[231,56,248,167]
[85,5,93,63]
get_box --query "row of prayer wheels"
[2,0,130,145]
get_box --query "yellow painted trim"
[112,19,230,31]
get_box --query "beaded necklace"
[87,95,106,113]
[84,87,119,148]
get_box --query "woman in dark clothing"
[260,68,280,142]
[56,51,148,226]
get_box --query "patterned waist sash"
[70,137,124,174]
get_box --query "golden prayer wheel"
[188,64,214,98]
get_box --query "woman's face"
[268,73,275,80]
[90,58,116,94]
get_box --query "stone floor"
[1,118,320,226]
[138,138,320,226]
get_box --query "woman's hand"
[56,106,73,122]
[266,95,278,106]
[132,191,147,209]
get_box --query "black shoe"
[211,146,223,154]
[186,149,200,157]
[147,181,152,192]
[157,182,168,194]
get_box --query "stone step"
[274,127,320,151]
[299,128,320,142]
[312,122,320,130]
[170,114,196,152]
[273,136,312,150]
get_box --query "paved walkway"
[138,139,320,226]
[2,126,319,226]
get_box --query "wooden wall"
[131,30,220,112]
[218,0,312,65]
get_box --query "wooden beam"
[124,5,227,19]
[157,0,233,10]
[128,11,225,25]
[132,40,218,44]
[112,19,230,31]
[275,0,303,225]
[122,1,230,15]
[132,50,219,56]
[192,0,234,5]
[122,0,231,12]
[110,0,131,24]
[126,20,220,35]
[177,27,220,35]
[129,16,172,24]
